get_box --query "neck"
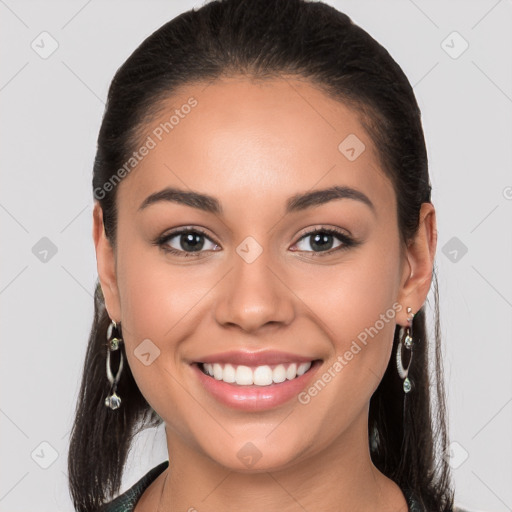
[154,411,408,512]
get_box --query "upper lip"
[194,350,318,366]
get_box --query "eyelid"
[157,225,216,242]
[295,224,352,240]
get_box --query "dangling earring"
[396,307,415,394]
[104,319,124,410]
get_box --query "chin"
[199,433,309,474]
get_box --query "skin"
[93,77,437,511]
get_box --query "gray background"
[1,0,511,510]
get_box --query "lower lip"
[191,361,322,411]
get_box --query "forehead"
[117,77,395,217]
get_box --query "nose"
[214,245,296,333]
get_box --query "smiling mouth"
[196,360,320,386]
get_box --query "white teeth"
[286,363,297,380]
[297,362,311,376]
[201,361,313,386]
[272,364,287,383]
[254,365,273,386]
[235,365,253,385]
[222,363,236,383]
[213,363,223,380]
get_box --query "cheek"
[113,235,216,396]
[115,234,204,340]
[304,240,401,335]
[306,237,402,385]
[117,256,171,339]
[113,243,198,422]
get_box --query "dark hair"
[68,0,454,510]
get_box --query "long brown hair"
[68,1,454,510]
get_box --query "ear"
[396,202,437,326]
[92,202,121,322]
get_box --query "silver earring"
[104,320,124,410]
[396,307,414,394]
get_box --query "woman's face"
[94,77,434,472]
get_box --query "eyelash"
[153,226,359,258]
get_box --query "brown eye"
[292,227,358,256]
[155,228,219,257]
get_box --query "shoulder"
[98,460,169,512]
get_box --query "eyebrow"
[138,185,375,215]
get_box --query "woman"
[68,0,463,510]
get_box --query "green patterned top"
[99,460,464,512]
